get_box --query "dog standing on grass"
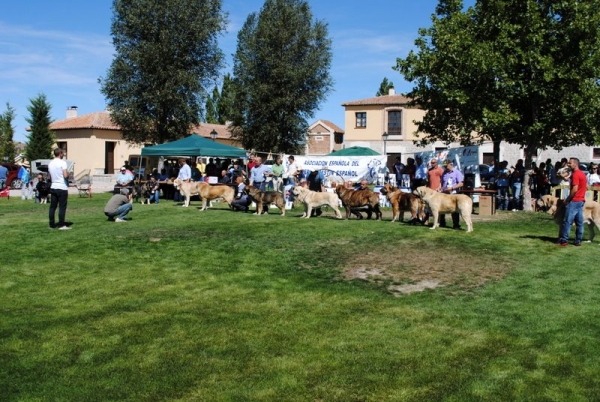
[379,183,425,223]
[245,186,286,216]
[413,186,473,232]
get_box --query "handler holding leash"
[249,157,272,191]
[440,160,464,229]
[557,158,586,247]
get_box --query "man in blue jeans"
[557,158,587,246]
[104,188,133,222]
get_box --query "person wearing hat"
[116,166,134,187]
[104,188,133,222]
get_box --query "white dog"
[292,186,342,219]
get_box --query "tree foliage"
[230,0,333,153]
[376,77,395,97]
[25,94,54,162]
[100,0,227,144]
[0,102,17,162]
[205,86,220,124]
[395,0,600,163]
[217,73,235,124]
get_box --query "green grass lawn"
[1,194,600,401]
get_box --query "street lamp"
[209,129,218,141]
[382,132,389,155]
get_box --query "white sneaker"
[58,226,72,230]
[115,218,127,223]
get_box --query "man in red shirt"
[423,158,444,225]
[558,157,587,246]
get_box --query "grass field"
[1,193,600,401]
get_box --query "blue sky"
[1,0,463,143]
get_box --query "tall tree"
[376,77,395,96]
[230,0,333,153]
[205,86,220,124]
[100,0,227,144]
[217,73,235,124]
[395,0,600,165]
[0,102,17,162]
[25,94,54,162]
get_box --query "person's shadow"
[519,235,558,243]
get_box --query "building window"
[388,111,401,134]
[593,147,600,159]
[355,112,366,128]
[334,132,344,144]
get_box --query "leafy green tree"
[100,0,227,144]
[0,102,17,162]
[25,94,54,162]
[376,77,395,97]
[217,73,235,124]
[205,86,220,124]
[395,0,600,165]
[230,0,333,153]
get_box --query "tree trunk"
[523,169,533,211]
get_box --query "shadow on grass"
[519,234,557,243]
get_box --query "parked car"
[1,163,21,189]
[31,159,75,184]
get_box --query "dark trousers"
[439,213,460,228]
[49,189,68,228]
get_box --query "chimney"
[66,106,78,119]
[388,87,395,96]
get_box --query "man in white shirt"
[177,158,191,182]
[48,148,71,230]
[283,155,299,186]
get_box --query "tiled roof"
[50,111,119,130]
[49,110,234,139]
[189,122,233,139]
[320,119,344,133]
[341,94,413,107]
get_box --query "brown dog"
[245,186,286,216]
[550,198,600,242]
[379,183,425,223]
[173,179,234,210]
[335,184,382,220]
[413,186,473,232]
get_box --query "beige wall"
[55,129,142,175]
[344,106,425,142]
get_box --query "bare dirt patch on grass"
[341,242,514,296]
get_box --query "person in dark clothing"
[307,168,324,217]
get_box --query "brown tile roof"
[50,110,119,130]
[190,122,233,139]
[49,110,234,139]
[319,119,344,133]
[341,94,413,107]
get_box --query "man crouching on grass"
[104,188,133,222]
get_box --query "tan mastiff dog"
[379,183,425,223]
[292,186,342,219]
[173,179,234,210]
[550,198,600,242]
[413,186,473,232]
[245,186,286,216]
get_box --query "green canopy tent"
[141,134,246,158]
[327,146,380,156]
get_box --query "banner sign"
[283,155,388,184]
[415,145,482,188]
